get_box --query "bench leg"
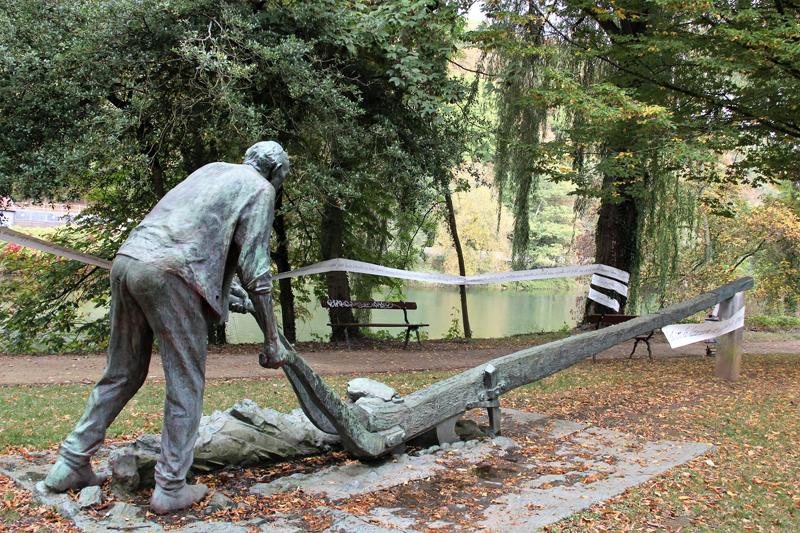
[646,340,653,361]
[415,327,422,347]
[629,339,640,359]
[344,326,351,350]
[403,327,411,349]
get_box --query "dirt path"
[2,335,799,386]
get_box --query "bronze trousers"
[59,255,210,492]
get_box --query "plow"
[0,226,753,459]
[280,277,753,458]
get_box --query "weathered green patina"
[41,141,291,516]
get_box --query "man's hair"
[243,141,289,179]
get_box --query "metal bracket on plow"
[462,364,503,436]
[482,364,502,436]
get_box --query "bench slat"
[586,314,637,325]
[327,323,429,328]
[321,299,417,310]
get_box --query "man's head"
[243,141,290,190]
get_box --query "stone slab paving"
[477,424,711,531]
[0,409,712,532]
[250,438,498,500]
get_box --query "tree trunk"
[208,322,227,345]
[438,173,472,338]
[320,201,361,342]
[583,8,649,318]
[148,154,166,199]
[273,191,297,343]
[587,172,639,315]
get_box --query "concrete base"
[0,409,711,532]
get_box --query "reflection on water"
[227,286,583,343]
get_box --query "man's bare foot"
[44,458,104,492]
[150,483,208,515]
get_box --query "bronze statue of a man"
[44,141,290,514]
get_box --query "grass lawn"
[1,353,798,531]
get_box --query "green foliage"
[0,0,473,351]
[747,315,800,331]
[475,0,800,307]
[443,306,463,340]
[0,230,114,352]
[653,193,800,314]
[361,328,429,342]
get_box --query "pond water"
[228,286,584,343]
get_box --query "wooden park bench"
[321,298,429,349]
[586,314,655,361]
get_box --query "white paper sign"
[662,306,745,349]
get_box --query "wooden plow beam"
[281,277,754,458]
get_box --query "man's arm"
[234,182,287,368]
[249,291,288,369]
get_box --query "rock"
[110,453,140,495]
[109,436,159,494]
[324,508,416,533]
[193,402,339,472]
[455,419,486,440]
[57,500,80,519]
[104,502,142,518]
[101,502,154,531]
[346,378,398,402]
[205,491,234,513]
[492,436,519,451]
[77,485,103,508]
[451,441,466,450]
[354,396,388,413]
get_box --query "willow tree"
[479,0,799,313]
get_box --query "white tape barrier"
[0,228,629,308]
[273,257,629,290]
[590,274,629,297]
[662,306,745,349]
[587,288,620,312]
[0,227,112,269]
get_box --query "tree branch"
[729,239,767,272]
